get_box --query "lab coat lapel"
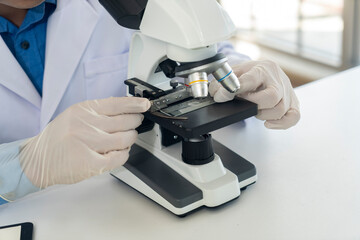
[41,0,99,127]
[0,38,41,108]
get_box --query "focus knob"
[182,134,215,165]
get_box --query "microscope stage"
[145,97,258,139]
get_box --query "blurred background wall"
[220,0,360,87]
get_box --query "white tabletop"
[1,67,360,240]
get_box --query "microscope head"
[100,0,240,98]
[141,0,240,98]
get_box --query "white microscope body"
[106,0,257,215]
[128,0,234,84]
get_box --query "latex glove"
[19,97,150,189]
[209,60,300,129]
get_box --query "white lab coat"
[0,0,249,144]
[0,0,132,143]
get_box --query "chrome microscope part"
[212,62,240,93]
[175,53,240,98]
[185,72,208,98]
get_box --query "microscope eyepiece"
[99,0,148,30]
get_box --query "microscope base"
[111,141,257,216]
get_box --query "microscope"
[99,0,258,216]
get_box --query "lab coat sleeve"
[218,41,251,65]
[0,140,39,204]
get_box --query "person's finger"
[82,97,151,116]
[102,148,131,170]
[232,60,259,76]
[79,130,138,154]
[209,80,221,97]
[89,148,131,173]
[236,65,264,94]
[241,85,283,110]
[209,80,236,102]
[90,114,144,133]
[264,108,300,129]
[256,99,289,121]
[213,86,236,102]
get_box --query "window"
[221,0,360,70]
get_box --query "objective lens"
[212,62,240,93]
[185,72,208,98]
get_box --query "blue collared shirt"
[0,0,57,96]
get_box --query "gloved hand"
[209,60,300,129]
[19,97,150,189]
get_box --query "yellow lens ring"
[187,79,208,85]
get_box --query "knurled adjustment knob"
[182,134,215,165]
